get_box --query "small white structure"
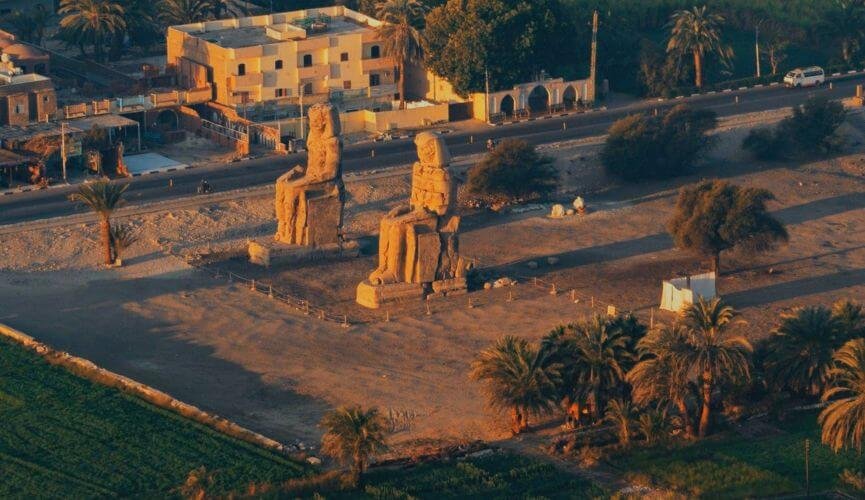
[660,272,717,312]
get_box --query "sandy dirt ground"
[3,108,865,453]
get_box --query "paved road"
[3,74,864,226]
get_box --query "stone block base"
[248,239,359,267]
[356,281,424,309]
[431,277,467,295]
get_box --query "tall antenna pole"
[60,121,67,183]
[590,10,599,102]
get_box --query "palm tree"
[69,181,128,266]
[666,6,732,88]
[159,0,218,26]
[375,0,428,110]
[109,223,138,265]
[764,306,846,398]
[832,299,865,338]
[627,324,696,438]
[637,408,670,445]
[58,0,126,62]
[470,336,562,434]
[681,298,752,437]
[603,398,637,446]
[320,405,388,486]
[567,316,634,421]
[819,338,865,453]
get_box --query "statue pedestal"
[275,178,344,247]
[248,239,358,267]
[355,280,425,309]
[355,276,467,309]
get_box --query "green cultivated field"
[0,337,309,497]
[613,412,865,497]
[359,453,607,499]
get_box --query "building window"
[370,45,380,59]
[302,54,313,67]
[237,63,246,76]
[369,73,381,87]
[275,59,283,70]
[394,67,400,82]
[14,104,24,114]
[275,88,288,98]
[302,82,313,95]
[343,80,351,89]
[340,52,349,62]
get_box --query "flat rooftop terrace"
[186,14,373,49]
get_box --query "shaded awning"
[68,114,140,130]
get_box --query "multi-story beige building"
[166,6,397,116]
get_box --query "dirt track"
[3,109,865,452]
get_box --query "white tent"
[660,272,717,312]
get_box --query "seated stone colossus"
[356,132,468,308]
[274,103,345,247]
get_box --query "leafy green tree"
[320,405,388,486]
[467,139,557,202]
[680,298,752,438]
[375,0,427,110]
[744,96,846,160]
[159,0,218,25]
[603,398,637,446]
[627,324,696,438]
[819,338,865,453]
[819,0,865,65]
[58,0,127,62]
[764,305,850,397]
[470,336,562,434]
[8,6,50,45]
[601,105,717,181]
[69,181,128,266]
[666,6,732,88]
[423,0,571,95]
[668,179,788,273]
[120,0,160,54]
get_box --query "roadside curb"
[130,163,194,177]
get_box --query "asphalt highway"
[2,74,864,226]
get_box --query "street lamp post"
[755,20,764,78]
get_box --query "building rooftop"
[173,6,380,49]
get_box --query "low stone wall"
[0,322,297,458]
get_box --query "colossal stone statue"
[274,103,345,246]
[357,132,467,308]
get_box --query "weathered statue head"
[414,132,450,168]
[308,103,341,138]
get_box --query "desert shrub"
[467,139,558,202]
[742,127,789,161]
[601,104,717,181]
[743,96,846,160]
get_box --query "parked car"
[784,66,825,88]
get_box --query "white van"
[784,66,825,88]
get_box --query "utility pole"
[589,10,599,102]
[60,121,68,183]
[484,66,490,123]
[755,21,762,78]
